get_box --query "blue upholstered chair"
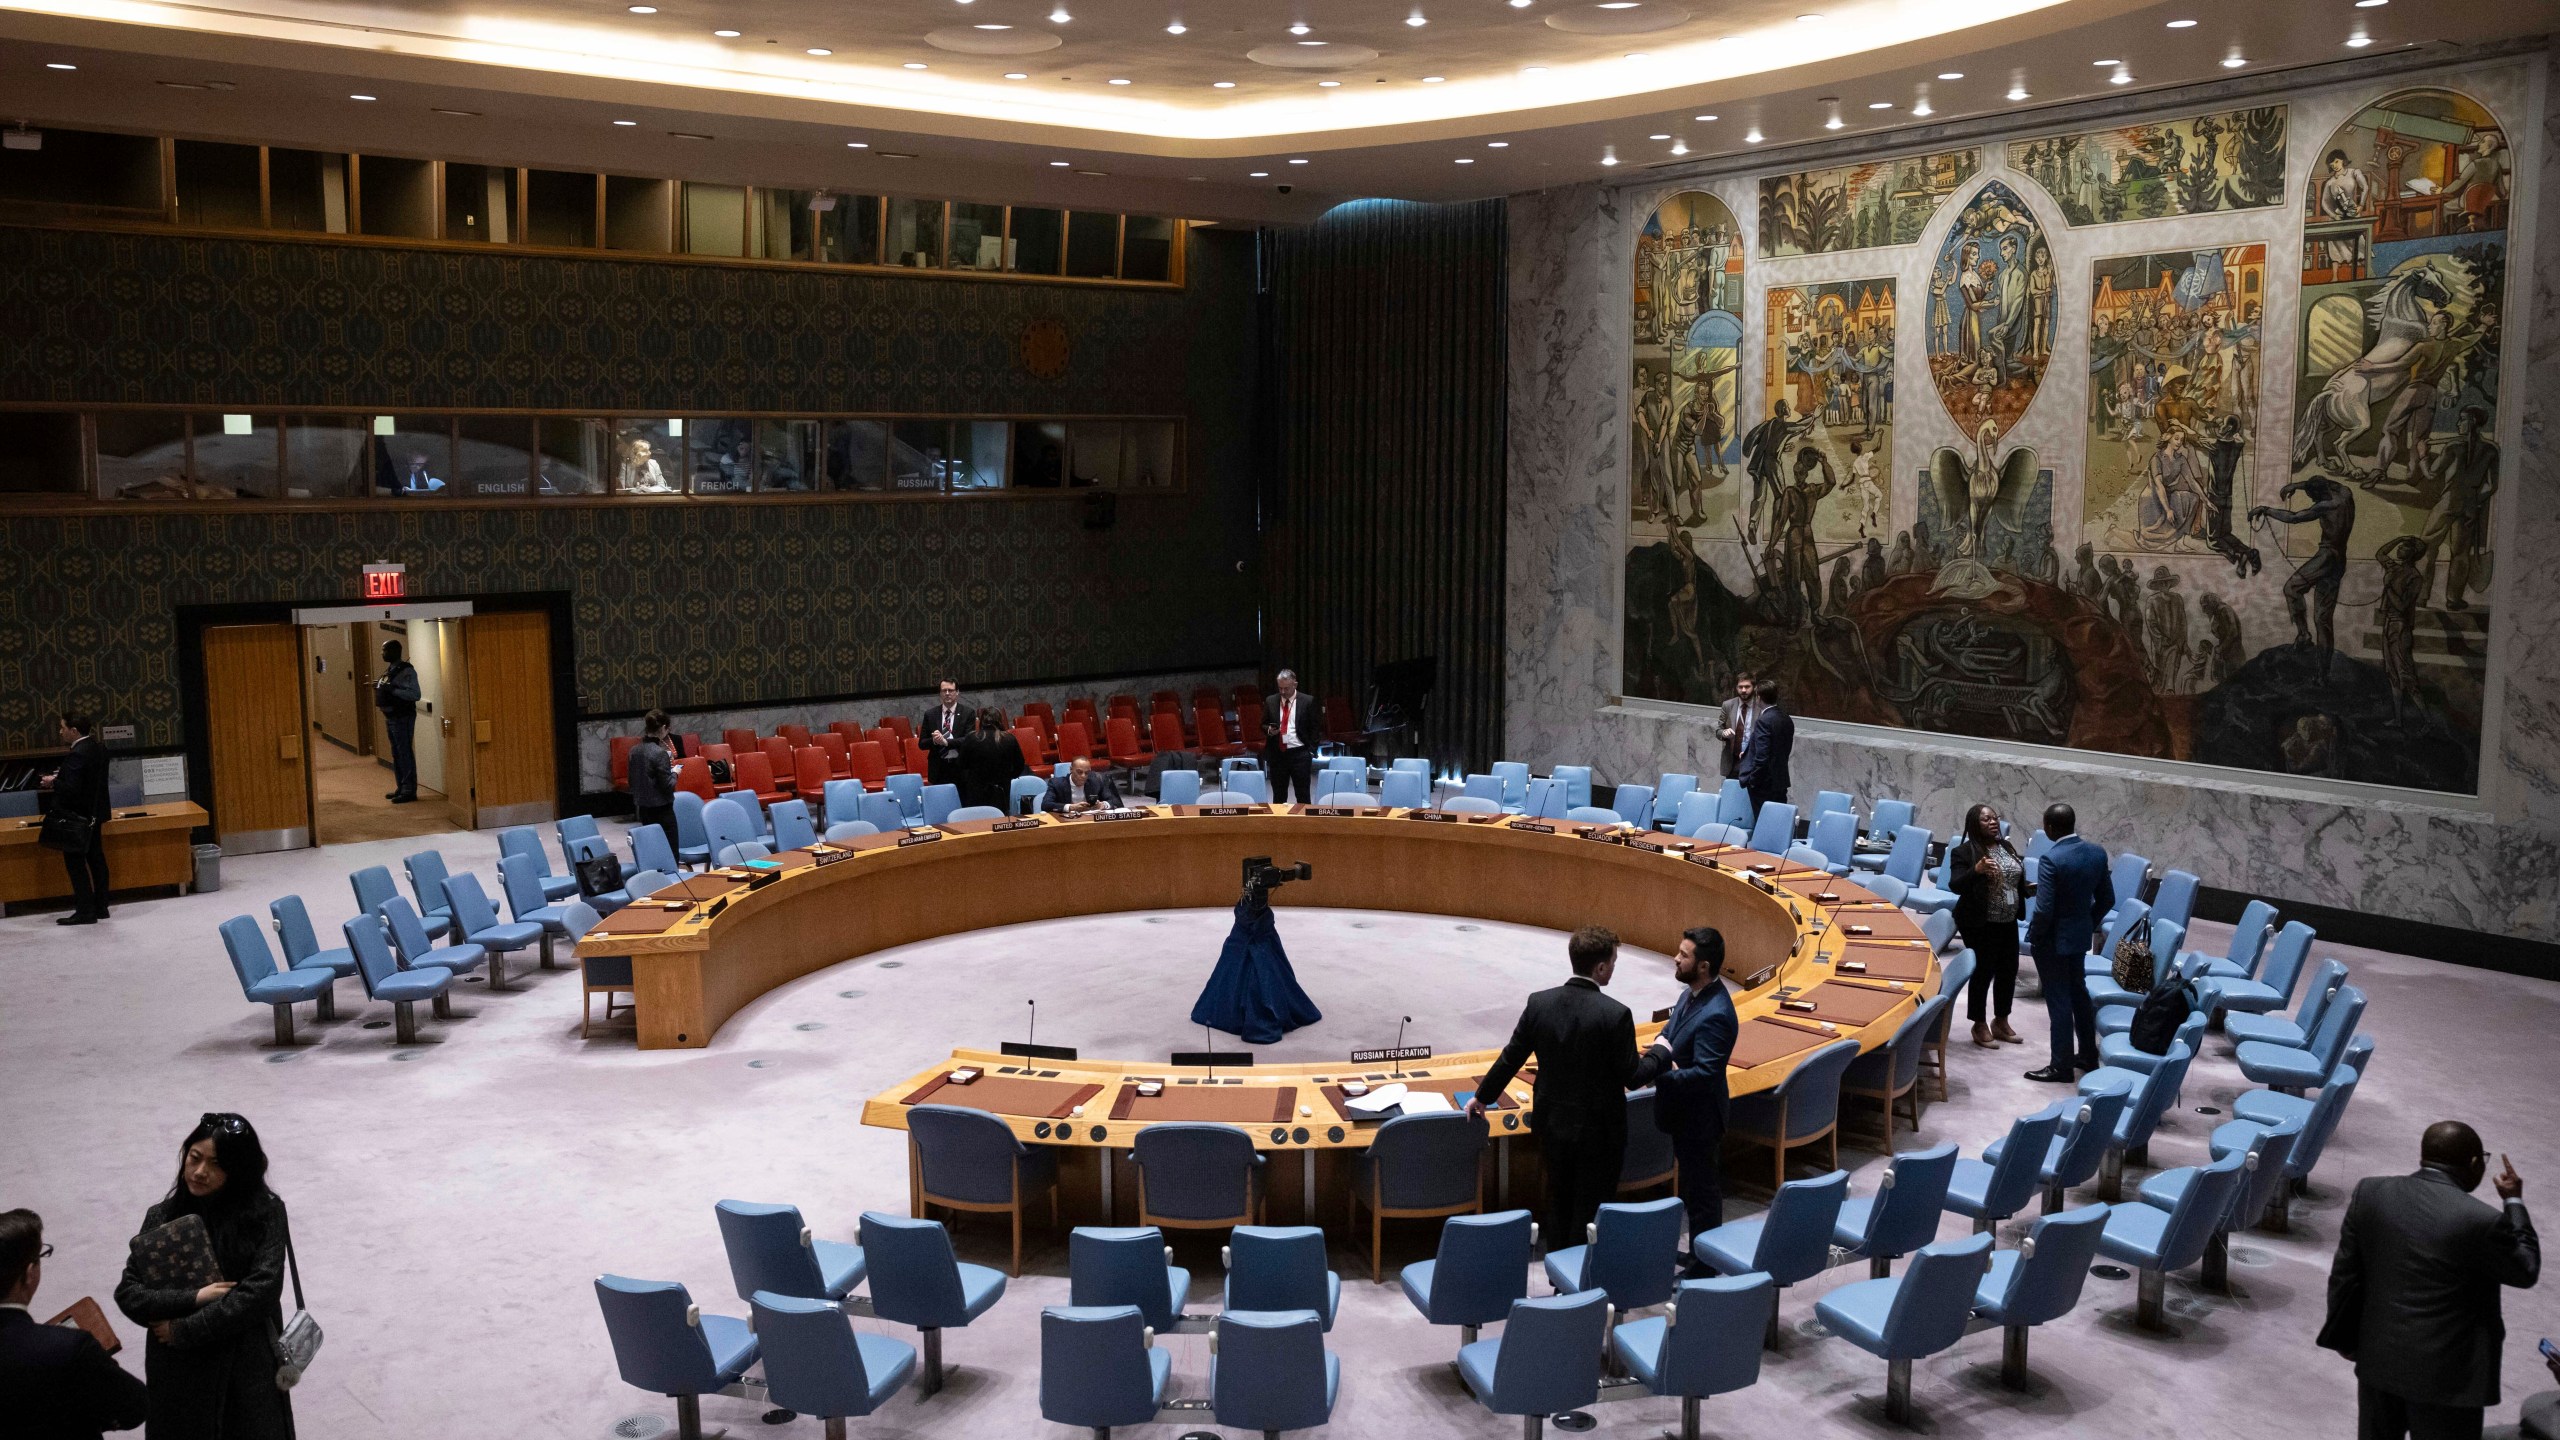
[1904,846,1958,915]
[560,833,635,912]
[702,797,761,864]
[1399,1209,1533,1348]
[1943,1102,2068,1233]
[498,826,580,901]
[2079,1042,2198,1195]
[2164,1115,2302,1282]
[1860,824,1932,886]
[1611,783,1656,829]
[1861,799,1916,853]
[1672,790,1721,837]
[1745,801,1797,857]
[919,783,961,826]
[822,777,868,827]
[1832,1143,1958,1278]
[906,1104,1058,1277]
[856,792,907,833]
[1489,760,1531,810]
[1921,908,1956,953]
[1008,774,1050,815]
[884,772,925,819]
[1039,1305,1169,1439]
[715,1199,867,1303]
[2187,898,2278,981]
[823,820,881,843]
[559,813,636,880]
[1611,1273,1771,1440]
[379,894,487,984]
[343,912,452,1044]
[267,893,357,1021]
[1220,755,1265,787]
[1348,1110,1487,1281]
[499,851,579,969]
[1712,778,1752,829]
[671,791,712,866]
[767,798,818,852]
[219,914,336,1046]
[1814,1231,1995,1424]
[749,1291,915,1431]
[1543,1197,1684,1314]
[1652,773,1698,831]
[2101,851,2151,926]
[1521,776,1570,819]
[2223,959,2346,1049]
[1566,805,1625,826]
[945,805,1004,822]
[440,870,542,991]
[2221,1060,2363,1230]
[594,1276,759,1440]
[353,862,446,942]
[1842,995,1948,1145]
[2081,898,2152,977]
[1441,795,1502,815]
[1132,1123,1264,1232]
[1158,769,1201,806]
[1620,1090,1677,1194]
[1727,1038,1859,1193]
[1691,1169,1848,1346]
[1456,1291,1609,1440]
[1980,1078,2133,1214]
[2095,1005,2205,1077]
[2149,868,2200,932]
[1919,951,1972,1102]
[1805,808,1858,875]
[1550,765,1593,809]
[2202,919,2315,1019]
[402,848,459,933]
[1811,789,1855,820]
[1211,1308,1338,1437]
[1972,1203,2111,1388]
[629,822,683,878]
[2235,985,2366,1093]
[2089,919,2191,1010]
[1222,1226,1340,1331]
[1228,770,1272,804]
[858,1212,1006,1397]
[1069,1227,1189,1334]
[1380,770,1429,809]
[2098,1148,2248,1329]
[1460,773,1505,806]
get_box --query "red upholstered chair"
[1107,694,1140,719]
[701,743,736,768]
[1014,724,1054,767]
[903,734,934,779]
[1148,689,1181,712]
[1152,703,1190,748]
[1149,711,1187,758]
[1192,685,1225,713]
[866,729,911,776]
[723,727,759,754]
[815,731,853,777]
[1230,684,1260,711]
[1194,709,1244,759]
[731,750,789,805]
[879,715,917,743]
[776,723,813,749]
[1235,700,1265,743]
[1109,716,1156,771]
[759,736,798,792]
[609,736,638,791]
[828,720,865,741]
[847,740,891,788]
[672,732,702,759]
[793,746,831,796]
[1056,720,1099,767]
[1323,696,1359,744]
[1023,702,1058,735]
[675,756,716,801]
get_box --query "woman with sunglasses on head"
[113,1114,296,1439]
[1947,802,2031,1050]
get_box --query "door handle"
[474,719,493,744]
[278,733,301,761]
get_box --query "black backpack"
[2128,978,2193,1055]
[706,757,733,787]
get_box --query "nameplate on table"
[1406,810,1459,823]
[1350,1044,1432,1064]
[1625,835,1670,854]
[1682,851,1722,870]
[1303,805,1364,818]
[1507,820,1556,834]
[702,895,727,917]
[1578,828,1626,844]
[1845,924,1873,936]
[1743,962,1780,988]
[993,817,1045,832]
[810,848,851,867]
[1088,808,1150,823]
[896,830,944,847]
[1779,999,1819,1013]
[1748,874,1777,893]
[1197,805,1261,817]
[1814,891,1842,904]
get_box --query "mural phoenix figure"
[1926,422,2039,599]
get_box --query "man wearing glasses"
[0,1207,148,1436]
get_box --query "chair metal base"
[392,1000,420,1044]
[1869,1254,1893,1279]
[432,992,454,1019]
[1971,1213,1998,1235]
[919,1328,944,1398]
[487,951,512,992]
[2135,1266,2168,1331]
[539,932,558,969]
[2202,1230,2231,1293]
[2001,1324,2030,1389]
[272,1004,298,1047]
[1886,1356,1914,1425]
[313,985,338,1022]
[2260,1191,2292,1233]
[2097,1148,2125,1202]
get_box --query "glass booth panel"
[1122,420,1179,488]
[95,413,192,500]
[685,418,757,493]
[267,149,348,234]
[283,415,371,499]
[1013,420,1067,488]
[949,421,1010,490]
[1066,211,1119,278]
[1010,208,1063,275]
[600,419,682,494]
[173,140,262,229]
[1123,216,1175,281]
[0,413,85,499]
[825,419,889,491]
[756,420,821,492]
[1069,420,1125,487]
[187,413,283,498]
[886,197,944,269]
[536,416,604,495]
[454,415,537,495]
[371,417,457,497]
[525,169,597,248]
[889,420,951,492]
[444,164,517,244]
[951,201,1008,271]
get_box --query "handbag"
[272,1228,321,1390]
[706,758,733,787]
[2110,925,2154,993]
[128,1214,223,1292]
[573,850,624,900]
[37,807,96,854]
[2129,979,2194,1055]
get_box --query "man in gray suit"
[1715,672,1762,780]
[2321,1121,2539,1440]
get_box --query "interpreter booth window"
[444,163,517,244]
[172,140,263,229]
[952,201,1009,272]
[1013,421,1068,488]
[949,421,1011,490]
[1066,211,1120,279]
[266,149,349,234]
[598,419,683,495]
[536,417,604,495]
[826,419,891,492]
[0,413,86,500]
[1010,208,1064,276]
[524,169,598,249]
[95,413,192,500]
[283,415,372,498]
[369,417,459,498]
[185,413,283,499]
[756,421,821,492]
[1069,420,1125,487]
[1122,420,1179,489]
[825,194,884,266]
[1122,216,1176,282]
[886,197,945,269]
[682,183,746,257]
[755,190,812,262]
[455,416,539,495]
[355,155,435,239]
[685,419,758,494]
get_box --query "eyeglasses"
[37,1243,53,1261]
[199,1112,248,1135]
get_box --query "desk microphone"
[1026,999,1037,1051]
[1392,1016,1412,1078]
[1204,1021,1215,1082]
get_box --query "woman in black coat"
[115,1114,296,1439]
[1946,802,2031,1050]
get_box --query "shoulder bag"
[272,1227,322,1389]
[2110,924,2154,994]
[37,807,96,854]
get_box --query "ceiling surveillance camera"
[1276,183,1292,194]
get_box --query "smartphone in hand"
[2539,1336,2559,1365]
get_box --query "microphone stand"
[1026,999,1037,1051]
[1204,1021,1215,1083]
[1392,1016,1412,1079]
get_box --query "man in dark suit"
[372,638,422,803]
[2023,801,2113,1082]
[1261,669,1320,806]
[918,679,975,787]
[2321,1122,2539,1440]
[1470,926,1642,1250]
[43,714,112,926]
[0,1208,148,1439]
[1716,673,1762,780]
[955,711,1026,812]
[1045,754,1122,813]
[1631,926,1738,1235]
[1735,680,1794,811]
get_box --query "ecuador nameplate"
[1683,851,1722,869]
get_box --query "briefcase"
[37,807,96,854]
[573,851,624,900]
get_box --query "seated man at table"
[1046,754,1121,813]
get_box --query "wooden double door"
[200,610,557,853]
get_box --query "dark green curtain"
[1261,198,1508,773]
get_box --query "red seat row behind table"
[1194,709,1244,759]
[847,740,891,788]
[1013,724,1055,767]
[1109,716,1156,771]
[758,736,797,792]
[609,736,638,791]
[814,731,853,776]
[1323,696,1359,745]
[730,750,789,805]
[675,756,716,801]
[1055,720,1102,767]
[776,723,813,749]
[793,745,833,796]
[722,727,759,754]
[866,729,912,776]
[1235,700,1265,745]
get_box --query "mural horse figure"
[2289,263,2457,481]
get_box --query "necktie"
[1281,699,1291,744]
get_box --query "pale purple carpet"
[5,818,2554,1439]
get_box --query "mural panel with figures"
[1632,190,1746,534]
[1621,74,2522,796]
[1758,149,1982,258]
[2015,106,2289,225]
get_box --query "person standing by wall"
[1262,669,1320,806]
[2022,802,2111,1083]
[1716,674,1761,781]
[373,639,422,804]
[1736,680,1795,812]
[0,1207,149,1438]
[42,713,111,926]
[628,710,677,858]
[113,1114,298,1440]
[1469,926,1642,1251]
[1948,802,2029,1049]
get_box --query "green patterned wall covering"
[0,226,1262,753]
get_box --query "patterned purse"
[2110,925,2155,993]
[128,1214,222,1293]
[273,1228,321,1390]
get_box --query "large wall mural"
[1622,68,2521,797]
[2015,106,2289,225]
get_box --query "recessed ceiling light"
[1509,0,1531,7]
[2092,58,2118,66]
[1524,65,1548,75]
[44,62,76,70]
[2110,71,2133,84]
[159,80,207,89]
[1598,1,1639,7]
[1600,152,1619,166]
[1455,157,1474,164]
[431,107,481,116]
[1004,71,1029,79]
[1825,114,1844,130]
[1298,40,1326,46]
[1694,113,1717,121]
[1406,13,1429,26]
[878,151,916,159]
[1213,80,1235,87]
[1422,75,1445,82]
[807,48,831,56]
[1050,159,1070,166]
[1649,132,1670,140]
[613,119,637,126]
[2343,32,2371,45]
[1488,140,1509,147]
[2164,17,2196,26]
[1289,22,1310,34]
[1108,77,1130,84]
[1625,52,1649,61]
[671,131,712,140]
[846,141,868,147]
[1745,128,1764,142]
[349,93,376,101]
[627,4,655,12]
[1250,170,1269,177]
[974,23,1012,29]
[905,61,929,69]
[1796,12,1820,20]
[1911,98,1933,116]
[2354,0,2387,6]
[1289,157,1309,164]
[1167,21,1187,34]
[1050,6,1071,22]
[1077,169,1106,176]
[1317,79,1340,86]
[713,28,740,36]
[2006,85,2029,100]
[1937,71,1964,80]
[2220,54,2246,67]
[1867,100,1892,109]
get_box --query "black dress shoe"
[56,912,98,926]
[2022,1065,2077,1083]
[388,793,417,804]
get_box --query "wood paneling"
[463,610,552,823]
[201,624,309,848]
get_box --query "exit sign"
[362,563,406,601]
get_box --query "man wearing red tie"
[1261,669,1320,805]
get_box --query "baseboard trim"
[2193,885,2558,983]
